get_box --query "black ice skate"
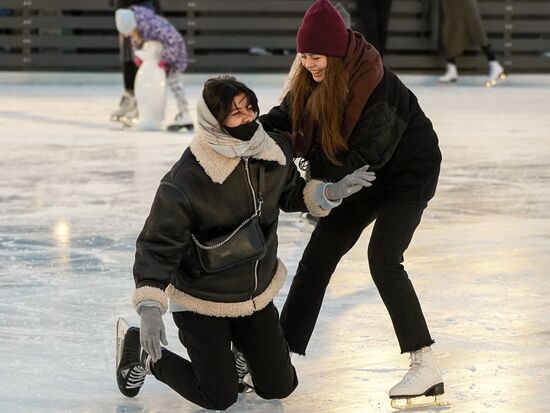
[233,346,254,394]
[115,318,151,397]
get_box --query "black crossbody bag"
[191,164,266,273]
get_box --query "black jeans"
[354,0,394,55]
[281,198,434,355]
[151,302,298,411]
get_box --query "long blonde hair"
[290,56,349,164]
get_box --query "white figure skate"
[438,63,458,83]
[486,60,506,88]
[389,347,448,409]
[134,41,167,130]
[111,91,138,123]
[167,111,194,132]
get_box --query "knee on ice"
[202,391,238,411]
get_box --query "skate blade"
[167,124,194,132]
[116,317,130,369]
[109,123,127,131]
[111,118,136,129]
[121,119,137,128]
[240,384,255,394]
[300,212,320,226]
[391,395,449,410]
[486,73,507,88]
[438,78,457,84]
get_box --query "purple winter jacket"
[130,5,188,73]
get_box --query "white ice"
[0,72,549,413]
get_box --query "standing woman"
[437,0,505,86]
[260,0,444,404]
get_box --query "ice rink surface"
[0,72,549,413]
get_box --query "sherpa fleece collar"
[189,132,287,184]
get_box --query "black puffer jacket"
[132,133,326,317]
[260,67,442,203]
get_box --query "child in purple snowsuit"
[115,6,193,129]
[110,0,161,123]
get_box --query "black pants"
[151,302,298,411]
[280,198,434,355]
[354,0,393,56]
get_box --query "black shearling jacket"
[132,133,327,317]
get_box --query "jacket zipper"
[243,157,259,299]
[243,157,257,206]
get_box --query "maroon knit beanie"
[296,0,348,57]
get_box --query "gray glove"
[325,165,376,201]
[140,306,168,362]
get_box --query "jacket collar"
[189,132,286,184]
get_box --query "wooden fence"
[0,0,549,73]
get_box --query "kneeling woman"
[116,76,375,410]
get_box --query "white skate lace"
[401,352,424,385]
[125,351,151,389]
[235,351,249,379]
[126,364,147,389]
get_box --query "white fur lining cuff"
[304,179,331,217]
[132,286,168,314]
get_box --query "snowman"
[133,41,167,130]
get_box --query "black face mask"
[224,121,259,141]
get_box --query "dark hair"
[202,76,259,127]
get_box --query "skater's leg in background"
[122,60,138,93]
[166,71,193,129]
[482,44,505,84]
[112,36,137,120]
[119,34,134,87]
[167,71,189,116]
[280,197,379,355]
[232,302,298,400]
[354,0,382,53]
[151,312,239,410]
[375,0,393,56]
[367,201,434,353]
[438,58,458,83]
[481,44,496,62]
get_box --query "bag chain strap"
[191,163,265,251]
[191,200,262,250]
